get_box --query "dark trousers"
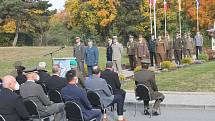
[128,55,136,70]
[113,89,126,106]
[196,46,202,59]
[87,66,93,77]
[109,94,124,115]
[84,109,102,121]
[174,50,181,65]
[150,52,157,66]
[166,49,173,61]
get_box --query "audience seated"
[37,62,50,84]
[45,64,67,92]
[134,60,165,116]
[20,70,66,121]
[61,70,102,121]
[0,75,29,121]
[101,61,126,107]
[85,66,127,121]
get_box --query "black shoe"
[144,110,150,115]
[152,111,160,116]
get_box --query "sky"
[48,0,66,11]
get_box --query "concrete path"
[125,91,215,110]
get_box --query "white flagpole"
[153,0,157,39]
[164,0,167,35]
[197,4,199,31]
[179,0,181,35]
[150,1,153,35]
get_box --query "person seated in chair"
[100,61,126,108]
[134,60,165,116]
[85,66,127,121]
[45,64,67,92]
[61,70,102,121]
[20,70,66,121]
[37,62,50,84]
[0,75,29,121]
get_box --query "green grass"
[1,47,215,92]
[122,61,215,92]
[0,47,128,77]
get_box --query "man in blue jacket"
[85,39,99,77]
[61,70,102,121]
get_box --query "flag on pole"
[178,0,181,11]
[164,0,167,11]
[196,0,200,9]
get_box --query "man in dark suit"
[100,61,126,107]
[45,64,67,92]
[20,71,66,121]
[37,62,50,83]
[134,60,165,116]
[61,70,102,121]
[85,66,127,121]
[0,75,29,121]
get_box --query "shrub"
[161,61,177,70]
[199,52,209,61]
[119,74,126,81]
[182,58,193,65]
[134,66,142,72]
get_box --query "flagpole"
[178,0,181,35]
[164,0,167,35]
[197,4,199,31]
[150,2,153,35]
[153,0,157,39]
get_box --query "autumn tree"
[65,0,118,41]
[0,0,30,46]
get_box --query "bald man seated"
[0,75,29,121]
[20,72,66,121]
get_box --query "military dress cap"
[14,61,22,67]
[112,36,117,39]
[23,67,38,74]
[75,36,80,40]
[129,35,134,38]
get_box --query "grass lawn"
[1,47,215,92]
[0,47,128,77]
[122,61,215,92]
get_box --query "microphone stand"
[44,46,66,66]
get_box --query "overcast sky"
[48,0,66,11]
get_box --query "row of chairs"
[22,89,108,121]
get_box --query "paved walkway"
[125,91,215,110]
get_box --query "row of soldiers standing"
[126,32,203,69]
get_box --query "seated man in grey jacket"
[20,71,66,121]
[84,66,127,121]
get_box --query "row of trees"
[0,0,54,46]
[0,0,214,47]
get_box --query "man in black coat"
[37,62,50,84]
[100,61,126,107]
[45,64,67,92]
[148,35,157,66]
[0,75,29,121]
